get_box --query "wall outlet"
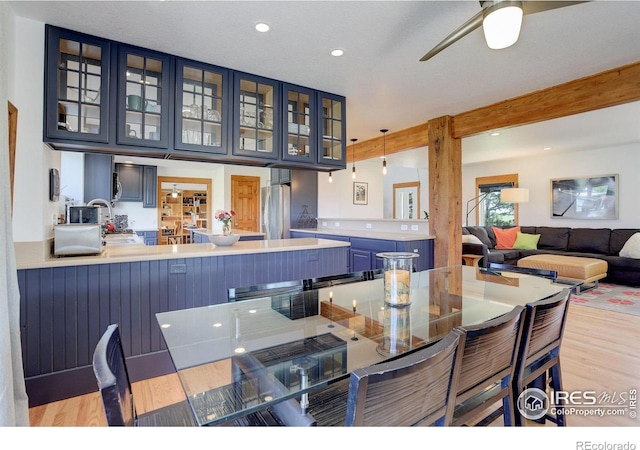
[400,225,408,231]
[413,249,419,253]
[322,221,327,227]
[335,222,340,227]
[170,263,187,274]
[366,223,372,229]
[411,225,419,231]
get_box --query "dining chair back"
[513,288,572,426]
[343,328,465,426]
[451,305,526,426]
[93,324,196,426]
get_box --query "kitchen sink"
[103,233,144,246]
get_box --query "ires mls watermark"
[517,387,637,420]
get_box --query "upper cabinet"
[317,92,346,168]
[43,26,346,171]
[44,26,111,143]
[282,83,316,164]
[117,45,171,149]
[232,72,279,161]
[174,59,230,154]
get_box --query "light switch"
[400,225,408,231]
[366,223,372,229]
[411,225,419,231]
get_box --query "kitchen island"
[187,227,266,243]
[15,238,350,406]
[290,227,435,272]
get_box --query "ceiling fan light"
[483,1,523,50]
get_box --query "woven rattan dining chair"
[512,288,572,426]
[307,328,465,426]
[93,324,286,426]
[451,305,526,426]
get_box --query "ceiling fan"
[420,1,587,62]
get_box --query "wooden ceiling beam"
[350,60,640,161]
[351,123,428,162]
[452,60,640,139]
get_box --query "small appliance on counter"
[68,205,105,224]
[54,224,104,256]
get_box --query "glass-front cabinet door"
[175,59,229,154]
[282,84,316,163]
[45,26,110,143]
[232,73,279,160]
[318,92,346,167]
[117,45,171,148]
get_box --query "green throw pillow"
[513,232,541,250]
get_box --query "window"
[471,174,521,226]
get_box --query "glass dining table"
[155,265,565,426]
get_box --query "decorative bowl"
[209,234,240,246]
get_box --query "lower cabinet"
[137,230,158,245]
[291,231,434,272]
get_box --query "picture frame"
[353,182,368,205]
[551,174,618,220]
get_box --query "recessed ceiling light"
[330,49,344,57]
[255,23,270,33]
[543,147,552,151]
[490,132,501,136]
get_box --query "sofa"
[462,225,640,287]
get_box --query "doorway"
[393,181,420,219]
[157,176,212,244]
[231,175,260,232]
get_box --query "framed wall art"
[551,174,618,220]
[353,182,368,205]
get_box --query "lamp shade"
[483,1,523,50]
[500,187,529,203]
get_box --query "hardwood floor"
[28,302,640,427]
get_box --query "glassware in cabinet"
[117,46,170,148]
[175,60,229,154]
[233,73,279,160]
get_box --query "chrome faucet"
[87,198,113,223]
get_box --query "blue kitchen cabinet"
[174,58,231,155]
[83,153,114,203]
[281,83,316,164]
[316,91,346,169]
[116,44,172,149]
[115,163,143,201]
[44,25,112,144]
[232,72,280,161]
[142,165,157,208]
[136,230,158,245]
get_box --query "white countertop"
[290,228,435,242]
[15,238,350,270]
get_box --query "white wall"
[11,18,63,242]
[462,142,640,228]
[317,160,385,219]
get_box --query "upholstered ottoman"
[517,254,608,293]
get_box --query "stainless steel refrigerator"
[261,185,291,240]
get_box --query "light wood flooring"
[28,302,640,427]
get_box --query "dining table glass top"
[156,265,565,426]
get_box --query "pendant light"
[351,138,358,179]
[328,172,333,183]
[380,129,388,175]
[171,184,178,198]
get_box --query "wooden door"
[231,175,260,232]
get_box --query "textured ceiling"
[8,0,640,166]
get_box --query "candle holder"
[327,292,335,328]
[377,304,412,356]
[351,300,358,341]
[377,252,419,306]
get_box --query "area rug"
[570,283,640,316]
